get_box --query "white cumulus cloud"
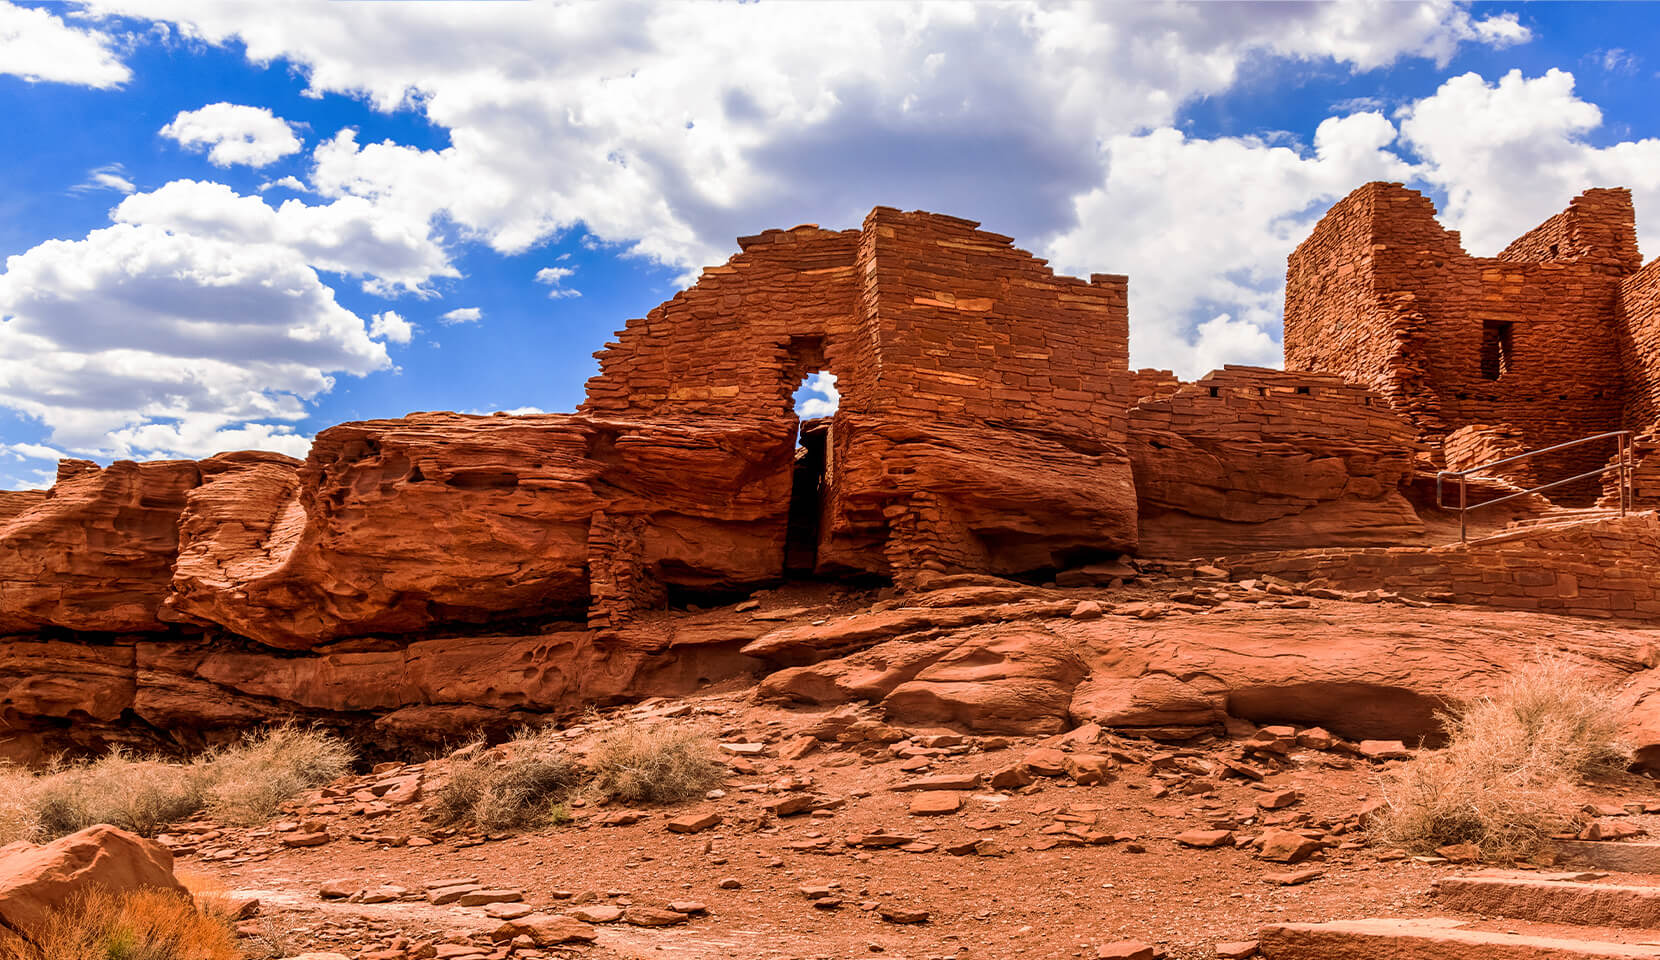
[440,306,482,325]
[368,310,414,344]
[534,265,580,299]
[795,372,840,420]
[160,102,304,168]
[0,1,129,88]
[1398,68,1660,258]
[78,0,1532,270]
[112,179,455,296]
[0,222,387,460]
[1047,112,1411,376]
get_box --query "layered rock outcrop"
[161,414,796,648]
[756,598,1660,744]
[0,459,198,634]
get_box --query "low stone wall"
[1222,512,1660,620]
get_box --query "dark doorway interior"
[785,418,830,575]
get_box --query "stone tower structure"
[1285,182,1660,490]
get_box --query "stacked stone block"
[579,207,1138,603]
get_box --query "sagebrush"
[1372,659,1627,861]
[430,729,581,832]
[0,725,352,845]
[586,719,726,804]
[432,720,724,830]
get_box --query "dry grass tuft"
[0,887,239,960]
[203,725,353,826]
[1373,659,1627,862]
[430,719,723,830]
[430,729,581,832]
[27,752,211,842]
[586,719,725,805]
[0,725,352,844]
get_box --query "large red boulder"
[0,825,186,941]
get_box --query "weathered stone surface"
[161,414,796,648]
[491,913,597,945]
[1436,875,1660,928]
[0,459,198,633]
[0,825,186,941]
[819,414,1138,582]
[1257,917,1660,960]
[761,603,1660,743]
[1128,368,1424,558]
[762,625,1088,735]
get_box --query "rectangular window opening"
[1480,320,1513,381]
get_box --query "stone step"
[1556,840,1660,874]
[1436,875,1660,928]
[1256,918,1660,960]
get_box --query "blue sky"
[1,1,1658,489]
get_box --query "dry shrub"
[0,725,352,842]
[0,887,238,960]
[0,766,40,846]
[28,752,211,841]
[1373,659,1627,861]
[203,725,353,826]
[586,720,724,805]
[430,730,580,832]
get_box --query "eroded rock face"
[1127,367,1424,558]
[0,459,199,634]
[760,603,1660,744]
[0,490,46,525]
[160,413,795,649]
[819,415,1138,580]
[0,611,773,758]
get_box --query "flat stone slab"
[1555,841,1660,874]
[1437,876,1660,929]
[1256,918,1660,960]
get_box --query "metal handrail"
[1435,429,1633,542]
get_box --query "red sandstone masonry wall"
[582,226,865,420]
[860,207,1129,438]
[1618,258,1660,429]
[1286,183,1635,493]
[1498,189,1643,270]
[1127,366,1423,556]
[1284,183,1402,407]
[581,208,1139,586]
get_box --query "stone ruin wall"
[1618,257,1660,429]
[1125,366,1424,557]
[584,207,1138,587]
[1285,183,1643,494]
[17,190,1660,762]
